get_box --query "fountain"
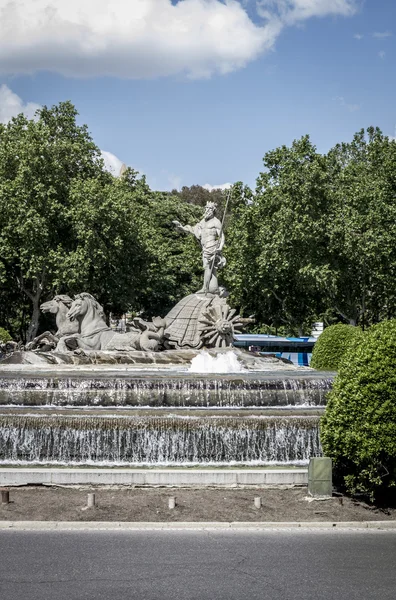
[0,201,333,469]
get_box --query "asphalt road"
[0,529,395,600]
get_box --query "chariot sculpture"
[6,200,251,361]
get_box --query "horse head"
[40,295,73,315]
[67,293,107,331]
[67,295,85,321]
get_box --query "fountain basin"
[0,358,332,467]
[0,369,333,408]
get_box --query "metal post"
[1,489,10,505]
[87,493,96,508]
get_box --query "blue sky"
[0,1,395,190]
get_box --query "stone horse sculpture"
[57,293,165,353]
[25,295,80,351]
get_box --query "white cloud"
[373,31,392,38]
[0,0,357,79]
[335,96,360,112]
[257,0,357,25]
[353,33,363,40]
[378,50,386,60]
[203,182,233,191]
[0,84,41,123]
[101,150,125,176]
[0,0,275,79]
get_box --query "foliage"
[325,128,396,326]
[171,185,227,212]
[225,128,396,333]
[3,107,396,343]
[61,169,151,315]
[0,327,12,343]
[321,320,396,501]
[310,324,362,371]
[224,137,330,334]
[0,101,110,340]
[131,191,203,317]
[0,100,224,340]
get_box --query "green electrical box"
[308,457,332,498]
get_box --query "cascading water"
[0,365,334,466]
[0,414,321,465]
[0,372,333,407]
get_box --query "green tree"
[0,327,12,343]
[225,137,331,334]
[0,100,215,339]
[0,103,169,340]
[0,101,110,340]
[325,127,396,326]
[60,169,150,315]
[136,193,204,316]
[222,181,256,318]
[171,184,228,213]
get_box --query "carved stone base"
[0,348,295,370]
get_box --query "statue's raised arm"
[172,219,200,239]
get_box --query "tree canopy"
[224,136,331,334]
[0,103,204,340]
[325,127,396,326]
[1,100,396,340]
[224,128,396,334]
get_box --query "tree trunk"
[26,292,41,342]
[18,272,46,343]
[334,306,357,327]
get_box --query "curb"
[1,521,396,531]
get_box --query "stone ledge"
[0,468,308,488]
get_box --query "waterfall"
[0,374,333,407]
[0,414,321,465]
[0,367,332,466]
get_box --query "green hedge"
[310,324,362,371]
[0,327,12,344]
[321,320,396,501]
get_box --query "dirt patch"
[1,487,395,522]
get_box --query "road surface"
[0,529,395,599]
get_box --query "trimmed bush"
[310,323,362,371]
[321,320,396,501]
[0,327,12,344]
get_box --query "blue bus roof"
[233,334,317,343]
